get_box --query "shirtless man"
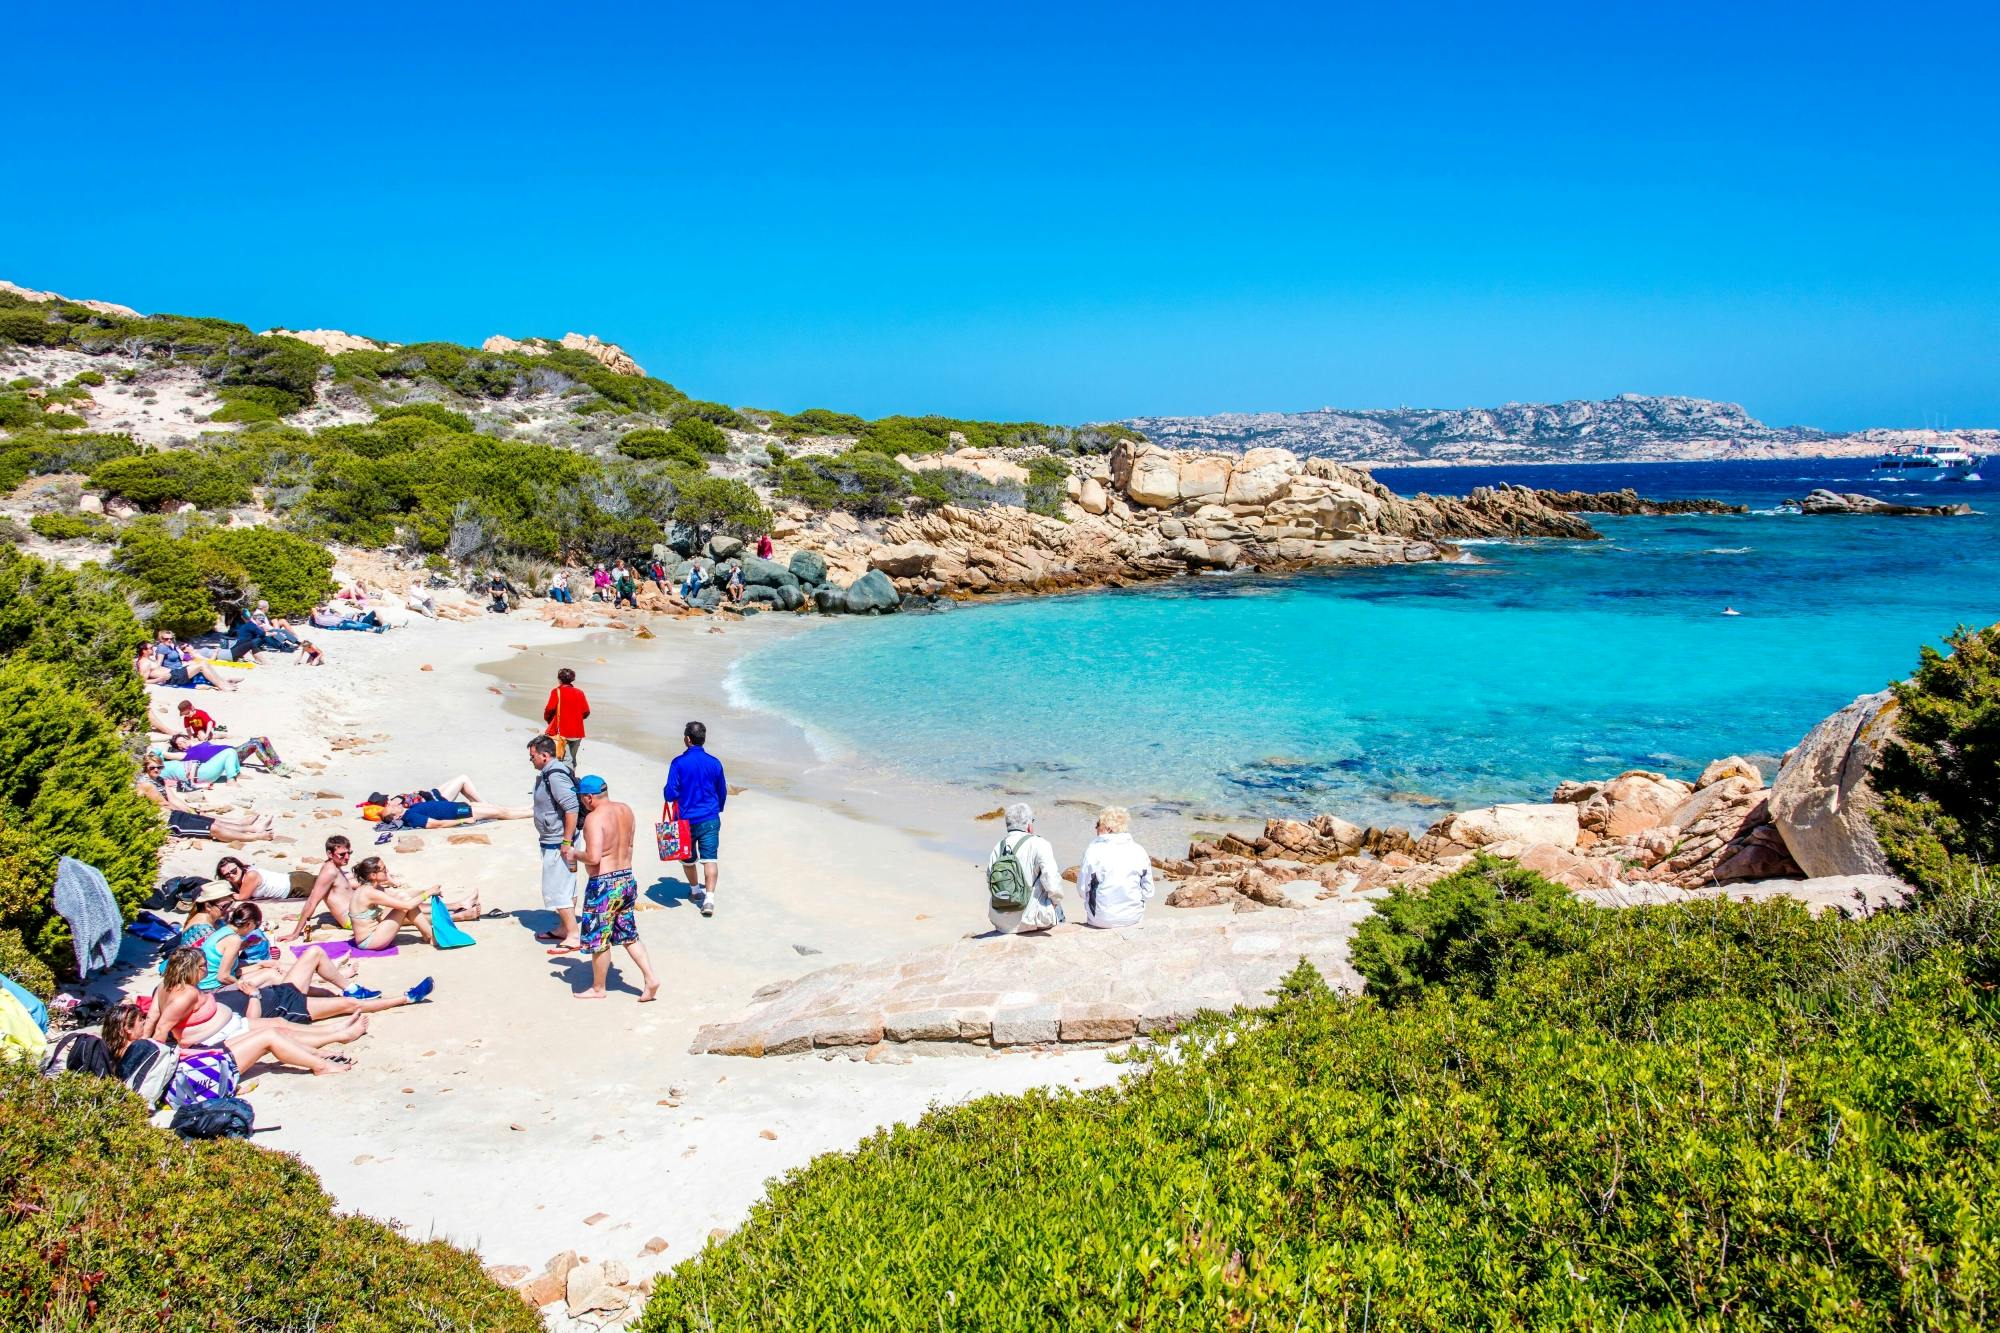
[286,835,357,941]
[572,775,658,1002]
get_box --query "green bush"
[1874,623,2000,887]
[0,548,148,721]
[210,384,306,423]
[0,429,141,492]
[88,450,253,510]
[1024,454,1070,517]
[69,369,107,387]
[27,512,112,542]
[774,449,941,518]
[376,401,475,433]
[0,1062,540,1332]
[670,416,729,455]
[203,525,337,617]
[0,307,66,346]
[671,476,770,536]
[112,520,334,632]
[643,861,2000,1330]
[619,428,706,469]
[772,407,867,438]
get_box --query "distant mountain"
[1125,394,1972,466]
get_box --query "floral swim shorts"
[578,869,638,954]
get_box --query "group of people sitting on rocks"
[985,803,1156,935]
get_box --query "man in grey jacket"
[527,736,582,950]
[986,802,1063,935]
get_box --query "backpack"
[171,1096,255,1139]
[40,1031,115,1079]
[988,833,1034,914]
[118,1039,177,1109]
[168,1046,241,1108]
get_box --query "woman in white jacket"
[1078,806,1154,929]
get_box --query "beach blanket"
[54,857,120,978]
[291,941,399,961]
[429,896,476,950]
[0,990,47,1065]
[0,972,47,1033]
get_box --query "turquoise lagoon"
[734,459,2000,831]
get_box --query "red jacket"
[544,685,590,738]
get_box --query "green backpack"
[987,832,1033,913]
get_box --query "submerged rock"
[1796,489,1972,517]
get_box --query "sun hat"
[192,882,233,904]
[576,775,607,795]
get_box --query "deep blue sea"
[735,458,2000,830]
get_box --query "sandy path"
[144,605,1116,1279]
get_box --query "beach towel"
[126,913,181,945]
[0,990,47,1065]
[0,972,47,1032]
[429,896,476,950]
[291,940,399,962]
[54,857,121,978]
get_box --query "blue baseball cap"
[576,775,607,795]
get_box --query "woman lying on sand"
[210,902,435,1014]
[136,757,274,842]
[348,856,486,950]
[215,855,297,903]
[156,734,284,784]
[132,952,367,1075]
[311,604,385,632]
[134,642,236,691]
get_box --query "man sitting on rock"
[986,802,1063,935]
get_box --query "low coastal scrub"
[113,519,336,636]
[772,448,944,517]
[27,511,112,542]
[1873,622,2000,889]
[89,448,254,511]
[0,1062,539,1332]
[0,428,139,492]
[642,854,2000,1330]
[0,552,158,990]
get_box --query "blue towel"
[54,857,120,978]
[428,896,476,950]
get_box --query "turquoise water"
[735,459,2000,830]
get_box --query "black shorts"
[168,812,214,838]
[260,982,311,1023]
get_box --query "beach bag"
[550,734,569,760]
[167,1046,241,1108]
[40,1031,115,1078]
[172,1096,255,1139]
[118,1039,177,1109]
[656,802,694,863]
[988,833,1033,914]
[428,895,476,950]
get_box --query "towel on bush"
[54,857,120,978]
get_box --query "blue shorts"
[690,816,720,862]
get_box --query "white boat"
[1875,439,1984,480]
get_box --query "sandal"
[323,1054,356,1067]
[479,908,506,920]
[545,943,579,955]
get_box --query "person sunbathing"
[146,633,240,691]
[372,789,529,829]
[135,951,367,1074]
[310,604,384,632]
[210,902,434,1016]
[136,756,274,843]
[161,733,283,781]
[105,990,358,1080]
[215,855,299,903]
[347,856,483,950]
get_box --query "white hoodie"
[1078,831,1154,929]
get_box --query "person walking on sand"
[663,721,727,917]
[986,802,1063,935]
[527,735,583,951]
[573,775,658,1002]
[543,667,590,768]
[1076,805,1154,929]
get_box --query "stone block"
[1138,1000,1197,1035]
[761,1020,817,1057]
[1059,1004,1138,1043]
[813,1013,884,1047]
[956,1013,993,1041]
[884,1009,961,1043]
[990,1004,1061,1046]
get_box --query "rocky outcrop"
[1795,489,1973,517]
[1768,691,1900,877]
[480,332,646,376]
[0,279,139,318]
[1538,489,1746,516]
[264,328,398,355]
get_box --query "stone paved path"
[688,901,1376,1057]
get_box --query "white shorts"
[540,845,578,911]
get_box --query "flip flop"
[479,908,506,920]
[546,943,579,955]
[534,930,565,942]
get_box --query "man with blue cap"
[573,773,659,1003]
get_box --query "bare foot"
[348,1014,371,1038]
[314,1059,354,1075]
[638,981,660,1003]
[574,990,608,1001]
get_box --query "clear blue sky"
[7,2,1996,429]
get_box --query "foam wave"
[1703,546,1754,555]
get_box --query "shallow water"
[735,458,2000,830]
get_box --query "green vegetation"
[772,449,943,517]
[671,476,770,536]
[1873,622,2000,889]
[113,520,335,637]
[89,449,254,511]
[27,512,112,542]
[670,415,730,455]
[0,429,140,493]
[0,1062,540,1332]
[618,427,707,469]
[0,550,158,993]
[767,407,867,438]
[1023,454,1070,517]
[375,400,475,433]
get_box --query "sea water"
[733,459,2000,830]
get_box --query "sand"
[130,600,1119,1284]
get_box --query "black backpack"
[171,1096,256,1139]
[118,1038,177,1109]
[39,1031,115,1079]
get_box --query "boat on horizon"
[1875,438,1984,480]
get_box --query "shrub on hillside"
[773,449,941,518]
[772,407,867,438]
[640,868,2000,1330]
[618,428,707,469]
[88,450,253,511]
[0,429,140,493]
[0,306,67,346]
[670,416,729,455]
[1874,622,2000,887]
[0,549,148,721]
[113,520,334,633]
[671,476,770,536]
[1023,454,1070,517]
[202,525,337,617]
[0,661,163,983]
[27,512,112,542]
[375,400,475,433]
[0,1063,540,1332]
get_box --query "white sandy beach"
[131,602,1120,1291]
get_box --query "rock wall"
[480,333,646,377]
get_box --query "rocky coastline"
[1794,489,1974,517]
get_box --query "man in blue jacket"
[663,721,727,917]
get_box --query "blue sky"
[6,2,1995,429]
